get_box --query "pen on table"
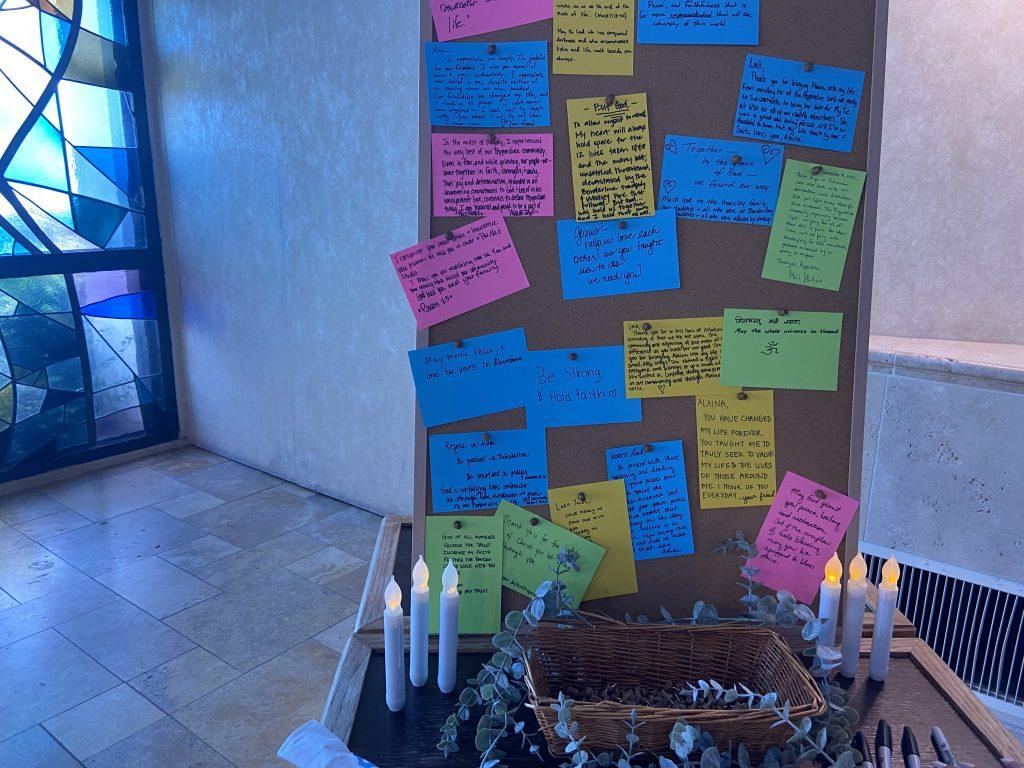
[903,726,922,768]
[853,731,874,768]
[930,726,957,768]
[876,720,893,768]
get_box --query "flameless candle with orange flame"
[839,553,868,677]
[383,576,405,711]
[438,559,460,693]
[817,553,843,647]
[410,556,429,687]
[869,556,901,681]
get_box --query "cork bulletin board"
[411,1,889,621]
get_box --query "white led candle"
[869,556,901,682]
[409,555,429,687]
[383,576,405,711]
[437,559,460,694]
[839,553,868,677]
[818,553,843,648]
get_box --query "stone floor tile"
[57,600,195,680]
[0,490,73,525]
[158,535,241,572]
[285,545,365,591]
[0,630,119,741]
[43,468,194,522]
[277,481,316,498]
[174,639,339,768]
[95,558,220,619]
[0,542,88,602]
[129,647,239,712]
[313,611,358,654]
[299,508,381,559]
[0,589,15,610]
[43,507,205,577]
[44,685,164,760]
[323,561,371,602]
[151,490,224,520]
[14,509,91,541]
[192,530,324,590]
[164,569,354,672]
[147,446,227,479]
[0,726,82,768]
[83,717,232,768]
[0,525,34,553]
[177,460,280,502]
[0,579,118,648]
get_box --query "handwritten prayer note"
[720,309,843,391]
[659,135,784,225]
[624,317,735,398]
[606,440,694,561]
[638,0,758,45]
[429,429,547,513]
[734,54,865,153]
[554,0,635,76]
[746,472,859,603]
[498,501,606,603]
[549,479,638,600]
[526,346,642,428]
[762,160,867,291]
[429,0,552,42]
[425,515,503,633]
[390,216,529,329]
[425,42,551,128]
[431,133,554,218]
[695,391,776,509]
[568,93,655,222]
[409,328,530,428]
[557,210,679,299]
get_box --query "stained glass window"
[0,1,177,479]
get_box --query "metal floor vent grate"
[865,552,1024,707]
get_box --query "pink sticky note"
[432,133,554,218]
[746,472,860,604]
[429,0,553,42]
[390,216,529,329]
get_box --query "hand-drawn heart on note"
[761,145,782,166]
[663,179,677,194]
[665,138,678,155]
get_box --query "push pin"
[642,322,652,332]
[530,517,540,526]
[777,309,789,316]
[732,155,742,165]
[569,351,578,361]
[445,231,455,241]
[643,443,653,453]
[803,62,814,72]
[605,94,615,106]
[488,131,499,144]
[814,489,827,500]
[488,43,497,54]
[453,339,463,348]
[737,391,749,401]
[619,220,627,230]
[577,492,587,502]
[811,165,823,176]
[453,520,463,529]
[481,432,492,442]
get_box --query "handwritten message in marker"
[659,135,784,225]
[720,309,843,391]
[429,0,553,42]
[557,210,679,300]
[746,472,859,603]
[624,316,736,398]
[425,515,503,633]
[526,346,642,428]
[390,216,529,329]
[695,391,776,509]
[432,134,554,218]
[568,93,655,222]
[734,54,865,153]
[762,160,867,291]
[426,42,551,128]
[638,0,759,45]
[606,440,694,561]
[554,0,636,76]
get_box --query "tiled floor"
[0,446,381,768]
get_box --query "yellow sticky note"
[695,391,777,509]
[624,317,739,398]
[568,93,655,222]
[554,0,635,76]
[549,479,638,601]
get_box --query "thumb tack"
[777,309,789,316]
[731,155,742,165]
[577,492,587,502]
[488,131,499,144]
[488,43,497,54]
[605,94,615,106]
[530,517,540,526]
[643,443,653,453]
[804,62,814,72]
[619,220,627,230]
[811,165,823,176]
[453,339,463,348]
[813,489,827,500]
[445,231,455,241]
[568,351,578,361]
[642,322,652,332]
[481,432,491,442]
[453,519,463,529]
[737,391,749,401]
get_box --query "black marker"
[902,726,922,768]
[853,731,874,768]
[876,720,893,768]
[931,726,958,767]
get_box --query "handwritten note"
[390,216,529,329]
[409,328,530,428]
[720,309,843,391]
[429,430,547,513]
[659,135,784,225]
[557,211,679,300]
[432,133,554,218]
[762,160,867,291]
[429,0,552,42]
[568,93,655,222]
[624,317,736,398]
[426,42,551,128]
[549,480,638,600]
[734,54,865,153]
[746,472,859,603]
[498,501,606,603]
[526,346,642,428]
[425,515,503,633]
[606,440,694,561]
[554,0,635,76]
[638,0,758,45]
[695,391,776,509]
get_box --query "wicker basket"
[523,621,826,757]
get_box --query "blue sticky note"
[527,346,642,428]
[606,440,694,561]
[637,0,759,45]
[429,429,548,513]
[557,211,680,300]
[425,42,551,128]
[409,328,530,428]
[659,135,784,225]
[734,54,866,153]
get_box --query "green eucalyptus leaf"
[801,619,822,640]
[700,747,721,768]
[505,611,524,630]
[474,731,491,751]
[835,752,856,768]
[794,604,816,622]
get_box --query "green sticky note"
[425,515,503,634]
[762,160,867,291]
[497,501,606,606]
[720,309,843,391]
